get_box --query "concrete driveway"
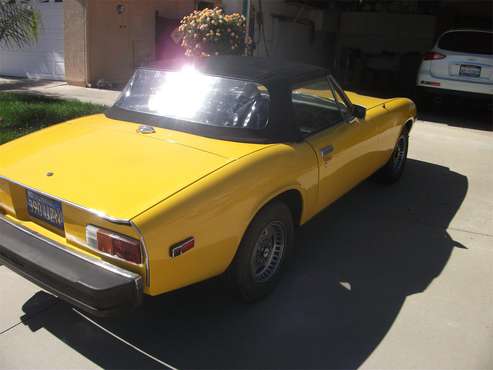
[0,108,492,369]
[0,77,119,106]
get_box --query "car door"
[294,77,379,211]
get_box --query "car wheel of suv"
[375,129,409,184]
[226,201,294,302]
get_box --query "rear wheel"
[375,129,409,184]
[226,201,294,302]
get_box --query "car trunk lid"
[0,115,268,221]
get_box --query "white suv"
[416,29,493,100]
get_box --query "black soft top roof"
[146,56,329,88]
[107,57,330,144]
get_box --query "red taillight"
[423,51,446,60]
[86,225,142,264]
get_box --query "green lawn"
[0,93,106,145]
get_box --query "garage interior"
[168,0,492,99]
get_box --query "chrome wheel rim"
[392,135,407,171]
[251,221,286,283]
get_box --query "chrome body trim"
[0,175,131,225]
[0,213,139,280]
[320,145,334,157]
[137,125,156,134]
[130,221,151,287]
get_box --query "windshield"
[115,67,270,130]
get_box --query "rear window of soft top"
[438,31,493,55]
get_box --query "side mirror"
[353,105,366,120]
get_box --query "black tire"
[226,201,294,302]
[375,128,409,184]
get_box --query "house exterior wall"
[86,0,156,86]
[154,0,195,20]
[64,0,88,86]
[65,0,160,87]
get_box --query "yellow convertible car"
[0,57,416,316]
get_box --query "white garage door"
[0,0,64,80]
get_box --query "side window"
[292,78,344,137]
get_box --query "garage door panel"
[0,49,64,61]
[0,0,65,80]
[0,51,62,79]
[3,37,64,55]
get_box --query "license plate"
[459,64,481,78]
[26,189,64,230]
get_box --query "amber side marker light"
[170,237,195,257]
[86,225,142,264]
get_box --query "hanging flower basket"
[177,7,251,58]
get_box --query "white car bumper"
[417,71,493,96]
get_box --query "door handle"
[320,145,334,158]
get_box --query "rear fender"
[132,142,318,296]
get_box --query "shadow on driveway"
[0,77,65,91]
[21,158,468,369]
[417,97,492,132]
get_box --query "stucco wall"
[154,0,195,20]
[64,0,88,86]
[85,0,156,86]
